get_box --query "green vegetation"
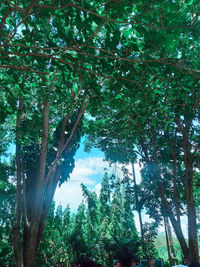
[37,173,140,266]
[155,233,183,264]
[0,0,200,266]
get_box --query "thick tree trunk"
[22,97,51,267]
[188,203,199,262]
[183,122,199,263]
[23,176,59,267]
[23,175,59,267]
[23,223,40,267]
[13,92,88,266]
[186,170,199,262]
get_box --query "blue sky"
[54,139,112,211]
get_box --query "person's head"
[131,260,137,267]
[70,262,76,267]
[114,261,122,267]
[148,259,154,266]
[184,257,190,265]
[79,260,98,267]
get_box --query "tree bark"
[168,219,177,265]
[164,216,172,266]
[183,119,199,263]
[166,216,178,265]
[186,167,199,262]
[22,98,50,267]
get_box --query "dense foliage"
[0,161,15,266]
[36,172,155,267]
[0,0,200,266]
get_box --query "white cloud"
[54,157,109,212]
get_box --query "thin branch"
[4,0,39,43]
[0,64,48,75]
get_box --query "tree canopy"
[0,0,200,266]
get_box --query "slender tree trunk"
[164,216,172,266]
[166,216,178,265]
[140,142,189,259]
[158,182,189,258]
[138,210,144,247]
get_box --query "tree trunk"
[166,216,178,265]
[164,216,172,266]
[158,182,189,258]
[138,210,145,252]
[23,223,40,267]
[23,173,60,267]
[139,142,189,259]
[21,97,51,266]
[183,122,199,263]
[186,169,199,262]
[13,91,88,266]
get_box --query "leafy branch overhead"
[0,1,199,80]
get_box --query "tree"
[99,172,111,221]
[0,1,131,265]
[1,1,200,265]
[0,124,15,266]
[0,1,144,265]
[84,43,200,262]
[79,174,139,267]
[0,161,15,266]
[142,222,158,259]
[81,183,100,261]
[85,72,200,261]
